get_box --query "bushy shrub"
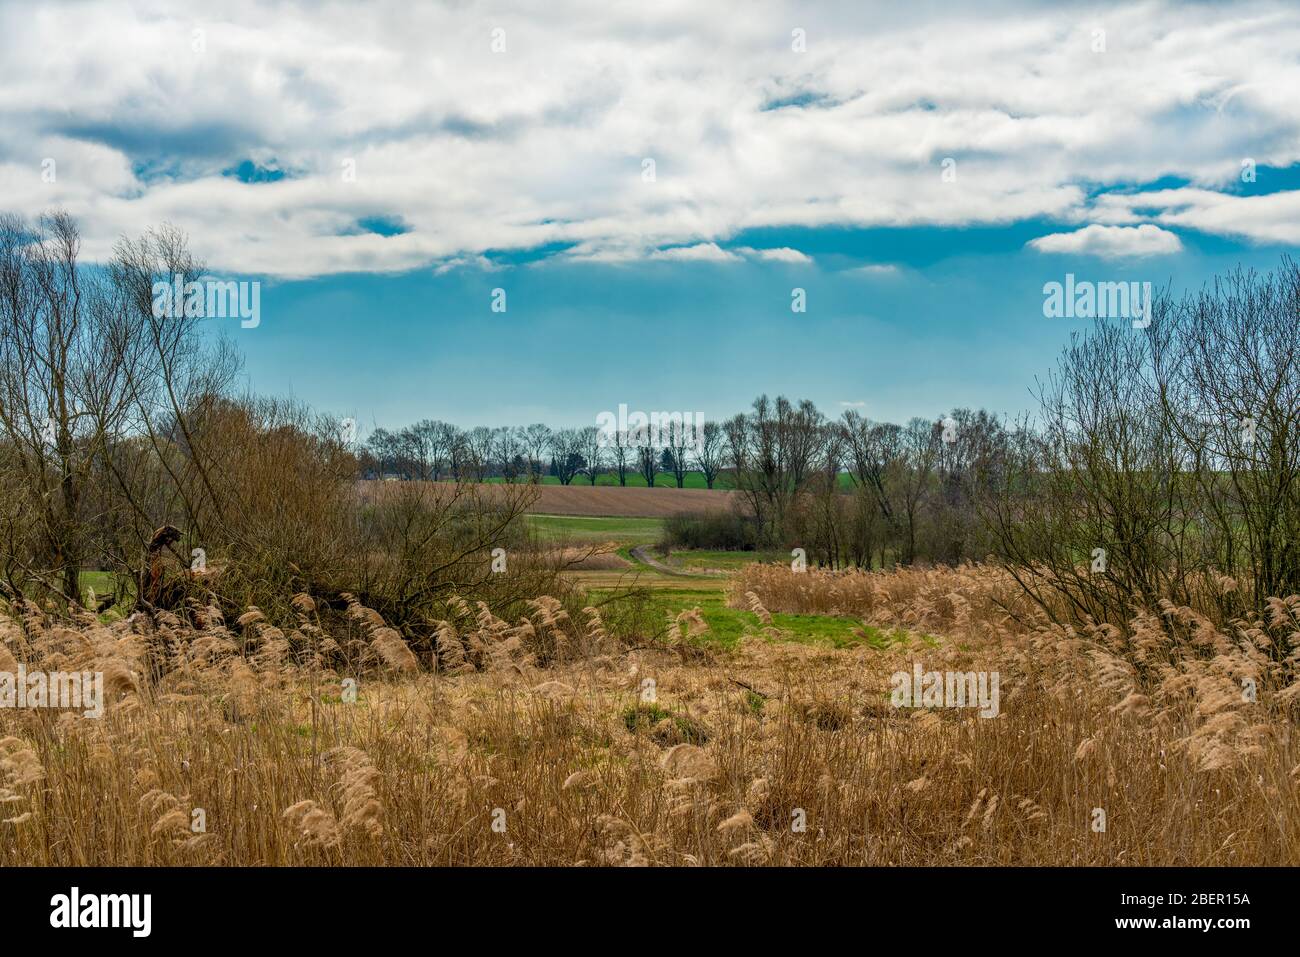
[660,511,761,551]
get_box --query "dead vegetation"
[2,564,1297,866]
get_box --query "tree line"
[362,401,1010,571]
[362,419,729,488]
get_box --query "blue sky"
[235,220,1295,431]
[2,0,1298,433]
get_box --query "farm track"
[629,545,713,578]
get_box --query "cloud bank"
[1,0,1297,276]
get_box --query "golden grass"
[2,565,1298,866]
[729,561,1039,634]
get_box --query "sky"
[2,0,1298,434]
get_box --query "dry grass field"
[3,563,1297,866]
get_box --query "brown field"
[3,563,1297,866]
[515,483,738,517]
[361,480,738,518]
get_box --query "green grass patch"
[663,549,785,572]
[590,584,881,649]
[526,514,665,543]
[80,570,119,598]
[79,570,135,619]
[621,703,709,743]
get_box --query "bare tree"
[0,211,117,600]
[1153,261,1300,608]
[727,395,826,540]
[446,426,469,481]
[406,419,453,481]
[464,426,494,482]
[928,407,1007,563]
[548,428,582,485]
[896,418,939,565]
[636,442,659,487]
[986,299,1195,626]
[0,212,240,604]
[610,426,632,486]
[491,426,525,483]
[431,421,459,481]
[694,420,724,489]
[397,426,426,480]
[666,419,693,488]
[521,423,552,483]
[791,420,850,568]
[578,425,606,485]
[840,412,899,523]
[109,221,242,533]
[366,427,403,477]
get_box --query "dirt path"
[629,545,711,578]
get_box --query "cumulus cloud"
[1027,224,1184,258]
[0,0,1296,276]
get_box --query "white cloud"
[738,246,812,263]
[1027,224,1184,258]
[433,255,504,274]
[648,242,741,262]
[846,263,901,276]
[1089,187,1300,245]
[0,0,1295,276]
